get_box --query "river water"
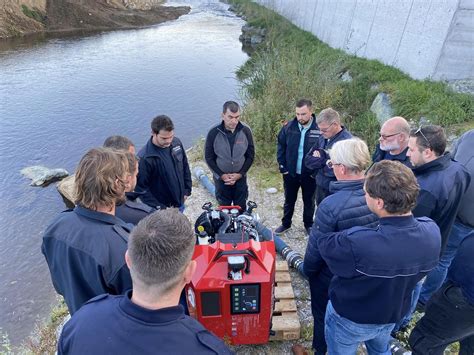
[0,1,247,345]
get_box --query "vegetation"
[229,0,473,165]
[21,5,46,24]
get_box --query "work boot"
[275,225,290,234]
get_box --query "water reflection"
[0,0,247,345]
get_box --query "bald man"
[373,116,412,167]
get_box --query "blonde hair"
[330,138,371,173]
[75,148,128,210]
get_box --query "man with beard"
[372,116,412,167]
[275,99,321,235]
[42,148,133,314]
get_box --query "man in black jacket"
[305,107,352,205]
[205,101,255,209]
[136,115,192,211]
[372,116,412,167]
[275,99,320,234]
[406,125,470,311]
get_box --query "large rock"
[21,165,69,186]
[370,92,394,125]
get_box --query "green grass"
[230,0,473,160]
[21,5,46,24]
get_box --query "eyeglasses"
[414,126,432,149]
[379,132,401,140]
[319,122,335,133]
[326,160,343,169]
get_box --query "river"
[0,0,248,345]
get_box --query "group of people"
[40,98,473,354]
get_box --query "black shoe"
[275,225,290,234]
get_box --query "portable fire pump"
[186,201,276,345]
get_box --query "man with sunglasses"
[373,116,412,167]
[406,125,470,311]
[305,107,352,205]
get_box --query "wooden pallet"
[270,260,301,341]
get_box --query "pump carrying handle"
[213,249,257,262]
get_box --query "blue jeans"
[325,301,395,355]
[419,221,473,305]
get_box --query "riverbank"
[228,0,473,164]
[0,0,190,39]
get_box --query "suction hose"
[194,166,306,279]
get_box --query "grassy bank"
[229,0,473,165]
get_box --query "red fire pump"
[186,201,276,345]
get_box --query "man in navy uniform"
[305,107,352,205]
[318,160,441,353]
[58,209,232,355]
[136,115,192,210]
[103,135,156,224]
[275,99,320,235]
[42,148,133,314]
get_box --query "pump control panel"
[230,284,260,314]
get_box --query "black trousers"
[308,269,332,354]
[214,175,248,209]
[409,282,474,355]
[282,173,316,228]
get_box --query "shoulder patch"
[84,293,109,305]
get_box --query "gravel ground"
[183,159,313,354]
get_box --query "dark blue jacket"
[41,206,133,314]
[59,291,233,355]
[412,153,471,252]
[136,137,192,209]
[372,144,412,168]
[447,234,474,305]
[304,127,352,190]
[304,179,378,280]
[318,215,441,324]
[277,116,320,176]
[115,192,156,225]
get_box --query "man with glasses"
[305,107,352,204]
[405,125,470,312]
[373,116,412,167]
[275,99,321,235]
[136,115,192,211]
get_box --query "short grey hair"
[316,107,341,125]
[330,138,371,174]
[128,209,195,294]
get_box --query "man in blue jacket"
[275,99,320,234]
[58,209,232,355]
[304,107,352,205]
[406,125,470,311]
[372,116,412,167]
[42,148,133,314]
[136,115,192,210]
[304,138,378,355]
[318,160,441,354]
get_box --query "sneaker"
[275,225,290,234]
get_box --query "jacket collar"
[74,205,132,231]
[218,120,244,134]
[119,290,185,324]
[289,114,317,130]
[379,215,417,227]
[412,153,451,175]
[329,179,364,193]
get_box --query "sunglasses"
[414,126,432,149]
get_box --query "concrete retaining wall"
[255,0,474,80]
